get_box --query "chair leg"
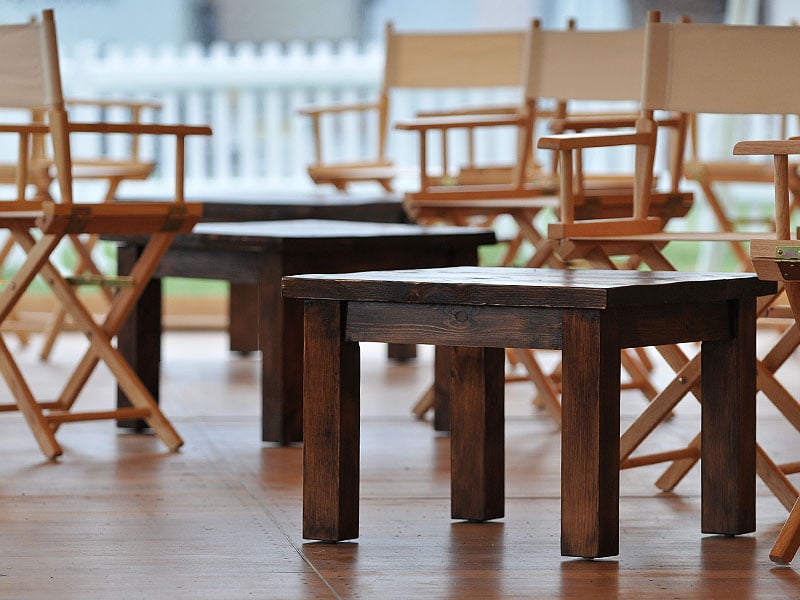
[620,349,657,399]
[39,232,113,361]
[756,444,799,512]
[411,384,435,419]
[499,232,524,266]
[699,180,752,270]
[771,495,800,564]
[9,228,183,454]
[38,236,183,450]
[38,177,123,361]
[509,348,561,426]
[0,335,62,458]
[0,236,34,347]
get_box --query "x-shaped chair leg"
[2,225,182,457]
[580,242,800,510]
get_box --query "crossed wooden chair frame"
[536,10,800,564]
[0,9,211,459]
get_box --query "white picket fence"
[0,38,788,264]
[1,38,756,199]
[50,39,537,198]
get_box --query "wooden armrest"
[733,140,800,156]
[395,113,525,132]
[67,122,212,136]
[0,123,51,134]
[549,115,638,133]
[415,104,522,118]
[537,131,651,151]
[654,116,683,129]
[66,98,162,111]
[297,100,381,116]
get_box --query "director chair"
[737,138,800,563]
[0,9,211,459]
[299,22,527,193]
[399,19,692,268]
[538,11,800,508]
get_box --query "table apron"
[342,299,736,349]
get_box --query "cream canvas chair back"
[634,19,800,221]
[525,24,651,194]
[382,25,527,165]
[526,26,645,104]
[383,26,525,89]
[0,16,60,108]
[301,23,526,192]
[0,11,73,206]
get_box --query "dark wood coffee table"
[119,191,408,224]
[117,192,408,352]
[110,220,495,444]
[283,266,774,558]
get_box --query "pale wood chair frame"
[0,9,211,459]
[736,138,800,564]
[537,11,800,514]
[299,22,526,192]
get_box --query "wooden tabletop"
[117,192,407,223]
[282,266,776,309]
[105,220,496,252]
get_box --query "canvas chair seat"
[68,159,155,181]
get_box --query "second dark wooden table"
[110,220,495,444]
[118,192,408,352]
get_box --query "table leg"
[116,244,162,430]
[433,346,452,432]
[450,346,505,521]
[701,297,757,535]
[260,274,303,444]
[560,309,621,558]
[387,343,417,361]
[229,283,258,353]
[302,299,360,541]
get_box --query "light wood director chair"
[299,22,527,192]
[0,9,211,459]
[398,19,692,267]
[738,139,800,563]
[538,11,800,511]
[404,20,691,424]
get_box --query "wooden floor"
[1,328,800,598]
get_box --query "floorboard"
[0,330,798,598]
